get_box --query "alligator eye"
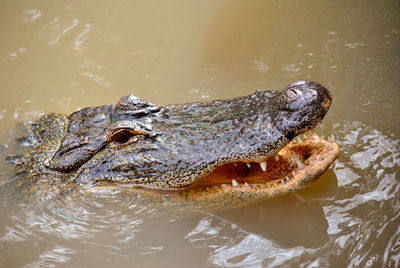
[109,129,136,144]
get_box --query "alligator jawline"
[108,132,339,204]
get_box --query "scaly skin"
[3,81,339,208]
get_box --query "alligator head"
[47,81,338,207]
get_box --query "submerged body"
[4,81,338,208]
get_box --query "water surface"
[0,1,399,267]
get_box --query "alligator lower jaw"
[113,133,339,208]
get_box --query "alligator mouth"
[194,133,338,192]
[121,131,339,206]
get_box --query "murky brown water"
[1,0,399,267]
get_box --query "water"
[0,0,399,267]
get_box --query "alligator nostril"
[287,88,303,100]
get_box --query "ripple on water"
[0,187,175,266]
[311,121,399,266]
[25,245,76,267]
[186,215,306,267]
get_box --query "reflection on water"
[0,0,399,267]
[187,216,305,267]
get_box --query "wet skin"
[5,81,339,208]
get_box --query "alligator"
[3,81,339,208]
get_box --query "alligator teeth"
[275,155,279,161]
[285,176,290,183]
[330,134,335,142]
[246,163,251,168]
[327,143,333,151]
[296,160,305,170]
[260,161,267,172]
[292,170,296,176]
[221,184,228,188]
[232,179,239,187]
[244,182,249,187]
[309,159,313,165]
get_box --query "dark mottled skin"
[3,81,332,196]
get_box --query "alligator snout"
[272,81,332,141]
[282,80,332,107]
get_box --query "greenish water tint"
[0,0,399,267]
